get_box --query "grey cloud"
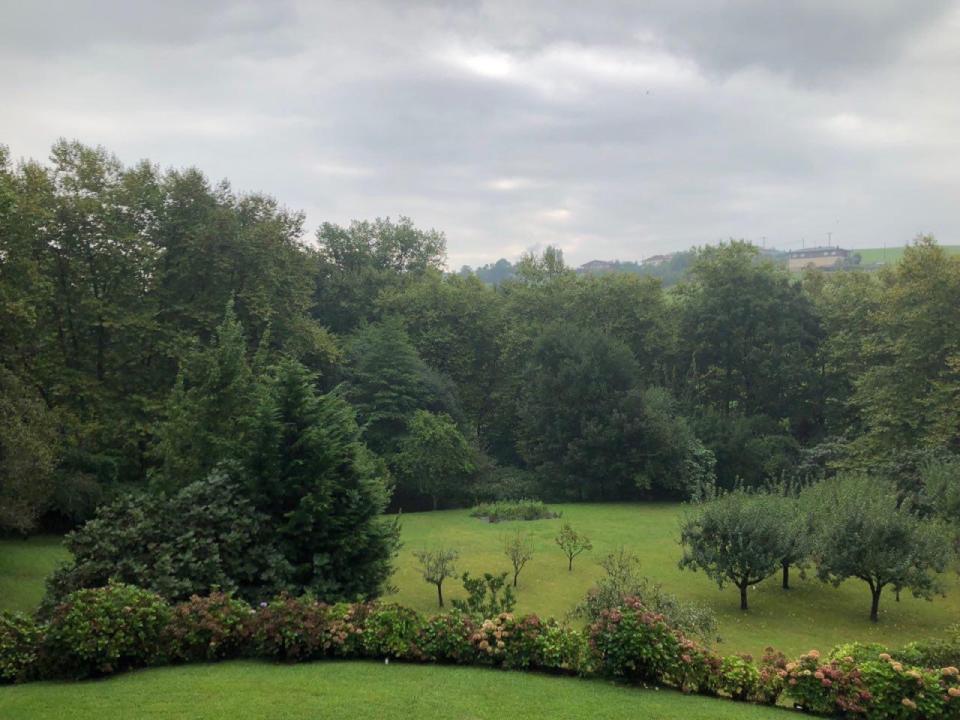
[1,1,958,267]
[633,0,956,82]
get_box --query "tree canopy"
[3,140,960,541]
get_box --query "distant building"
[578,259,618,273]
[787,246,850,272]
[642,253,674,267]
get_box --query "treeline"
[460,250,699,286]
[2,141,960,532]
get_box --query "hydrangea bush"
[0,612,41,683]
[9,584,960,720]
[43,582,172,678]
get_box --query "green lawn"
[391,504,960,657]
[855,245,960,265]
[3,503,958,658]
[0,660,789,720]
[0,535,67,613]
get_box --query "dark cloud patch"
[635,0,956,83]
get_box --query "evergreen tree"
[150,301,256,492]
[246,357,399,599]
[343,319,462,456]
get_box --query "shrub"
[0,612,41,683]
[829,641,890,665]
[715,654,762,701]
[782,651,871,716]
[857,657,952,720]
[574,548,717,642]
[587,597,684,685]
[831,631,960,676]
[324,603,371,658]
[417,612,477,664]
[895,626,960,670]
[470,499,558,522]
[14,586,960,720]
[360,604,424,660]
[755,647,789,705]
[468,613,546,670]
[246,595,330,661]
[674,640,723,695]
[163,592,252,663]
[451,572,516,617]
[247,595,368,661]
[43,472,291,610]
[534,623,589,675]
[44,582,171,678]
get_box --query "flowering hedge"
[163,592,251,663]
[0,612,40,683]
[4,583,960,718]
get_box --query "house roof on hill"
[788,246,850,257]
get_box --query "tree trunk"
[568,556,573,572]
[432,495,438,511]
[436,583,444,608]
[740,584,748,611]
[513,572,519,588]
[782,562,790,590]
[870,587,882,622]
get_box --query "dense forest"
[2,140,960,536]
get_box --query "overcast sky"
[2,1,959,268]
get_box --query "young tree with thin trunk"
[555,523,592,571]
[679,490,783,611]
[413,548,459,608]
[808,474,949,623]
[503,531,534,588]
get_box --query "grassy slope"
[3,504,958,657]
[393,504,960,657]
[855,245,960,265]
[0,661,788,720]
[0,536,66,613]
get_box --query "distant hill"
[460,245,960,286]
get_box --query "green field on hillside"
[854,245,960,265]
[0,660,788,720]
[3,503,958,658]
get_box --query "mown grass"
[392,504,960,657]
[0,535,67,613]
[0,660,790,720]
[3,503,958,657]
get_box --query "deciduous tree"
[413,548,458,608]
[679,490,784,610]
[393,410,474,510]
[554,523,592,571]
[808,474,949,622]
[503,531,535,588]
